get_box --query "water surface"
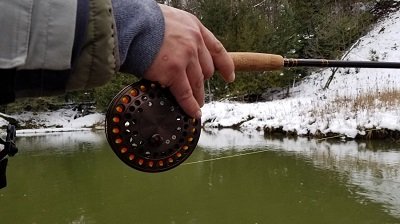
[1,130,399,224]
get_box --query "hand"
[144,4,235,119]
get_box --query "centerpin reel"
[105,80,201,172]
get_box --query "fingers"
[187,60,205,107]
[200,26,235,83]
[171,57,204,118]
[146,5,235,119]
[198,45,214,80]
[169,73,202,119]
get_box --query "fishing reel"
[105,80,201,172]
[0,124,18,189]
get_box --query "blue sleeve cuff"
[112,0,165,76]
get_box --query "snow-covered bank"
[203,9,400,138]
[1,10,400,139]
[0,109,105,136]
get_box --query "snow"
[0,109,105,136]
[203,9,400,138]
[1,10,400,138]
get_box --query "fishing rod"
[229,52,400,71]
[105,52,400,173]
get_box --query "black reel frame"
[0,124,18,189]
[106,80,201,173]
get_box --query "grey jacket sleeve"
[112,0,165,76]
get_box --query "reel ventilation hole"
[105,80,201,172]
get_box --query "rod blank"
[284,58,400,69]
[228,52,400,71]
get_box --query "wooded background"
[3,0,399,113]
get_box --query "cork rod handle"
[228,52,284,71]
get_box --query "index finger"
[169,74,202,119]
[200,26,235,83]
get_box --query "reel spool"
[105,80,201,172]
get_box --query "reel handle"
[229,52,284,71]
[0,124,18,189]
[0,124,17,159]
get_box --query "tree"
[94,73,137,111]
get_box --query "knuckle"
[192,29,203,44]
[167,62,181,73]
[183,46,197,58]
[194,79,204,90]
[159,77,174,88]
[164,57,184,75]
[185,28,203,48]
[211,40,224,55]
[177,87,194,104]
[203,66,215,79]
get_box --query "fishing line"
[182,149,271,166]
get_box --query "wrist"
[112,0,165,76]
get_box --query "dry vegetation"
[304,88,400,139]
[334,88,400,111]
[310,88,400,119]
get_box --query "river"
[0,129,399,224]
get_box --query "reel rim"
[105,80,201,173]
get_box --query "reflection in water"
[0,130,398,223]
[16,131,104,154]
[199,129,400,218]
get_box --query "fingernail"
[195,110,202,119]
[229,72,236,83]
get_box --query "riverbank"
[0,109,105,136]
[202,9,400,140]
[200,95,400,140]
[2,96,400,140]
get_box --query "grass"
[310,88,400,118]
[306,88,400,137]
[337,88,400,111]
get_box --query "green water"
[1,131,399,224]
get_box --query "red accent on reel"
[105,80,201,172]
